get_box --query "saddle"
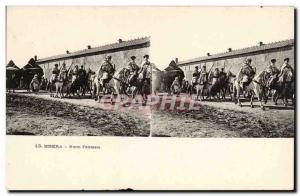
[191,77,198,84]
[50,74,58,83]
[128,72,138,85]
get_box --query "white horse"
[234,71,269,110]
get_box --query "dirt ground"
[151,94,294,138]
[6,92,294,137]
[6,93,150,136]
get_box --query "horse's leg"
[59,86,62,99]
[55,84,59,98]
[61,86,64,98]
[263,88,268,104]
[228,85,232,100]
[195,86,199,101]
[284,97,288,107]
[97,83,101,103]
[217,89,221,100]
[49,82,52,93]
[250,92,254,108]
[273,89,279,105]
[132,87,137,103]
[236,84,242,107]
[223,87,227,100]
[198,86,203,101]
[254,85,264,110]
[110,91,115,105]
[284,85,289,106]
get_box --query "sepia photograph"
[6,6,295,138]
[5,6,295,191]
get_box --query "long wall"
[180,46,294,82]
[38,47,150,79]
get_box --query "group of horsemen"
[48,54,152,94]
[171,57,294,97]
[33,53,293,101]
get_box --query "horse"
[162,61,185,94]
[220,71,236,100]
[54,72,69,98]
[190,74,209,101]
[6,72,20,93]
[126,65,152,105]
[77,71,88,96]
[202,73,224,100]
[92,72,115,103]
[141,78,151,105]
[271,70,294,106]
[111,68,131,104]
[127,76,151,106]
[46,74,58,93]
[234,70,269,110]
[86,69,95,96]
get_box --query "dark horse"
[162,60,185,94]
[271,70,294,106]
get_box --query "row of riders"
[171,57,294,109]
[48,54,152,105]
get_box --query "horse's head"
[227,71,235,77]
[58,72,67,82]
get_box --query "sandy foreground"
[6,92,294,137]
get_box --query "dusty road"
[6,92,294,137]
[151,93,294,137]
[6,93,150,136]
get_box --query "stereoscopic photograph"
[6,6,294,138]
[5,6,295,191]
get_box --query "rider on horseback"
[51,64,60,83]
[69,65,79,83]
[278,58,294,89]
[219,68,227,79]
[59,63,68,81]
[199,65,208,85]
[237,58,256,90]
[191,66,200,89]
[78,65,87,78]
[139,54,151,83]
[265,59,280,89]
[97,56,115,87]
[211,68,220,79]
[127,56,140,86]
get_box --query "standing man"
[127,56,140,86]
[30,74,40,92]
[171,76,181,95]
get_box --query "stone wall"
[180,46,294,82]
[39,46,150,79]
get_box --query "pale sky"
[7,6,294,69]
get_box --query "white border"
[1,0,298,195]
